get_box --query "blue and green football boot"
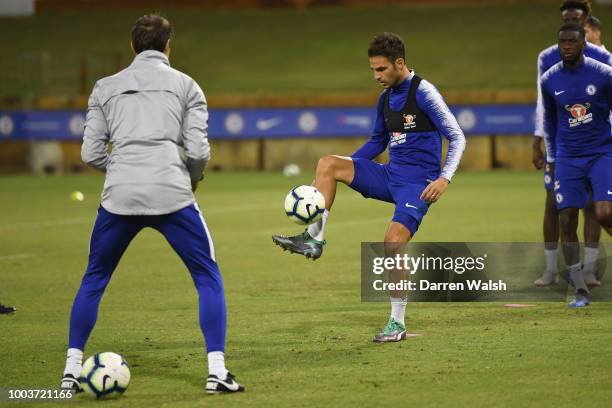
[272,231,325,260]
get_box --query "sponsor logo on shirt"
[390,132,407,147]
[565,103,593,127]
[402,113,417,130]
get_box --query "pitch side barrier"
[0,105,536,140]
[0,105,535,169]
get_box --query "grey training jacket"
[82,50,209,215]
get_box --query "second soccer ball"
[284,185,326,225]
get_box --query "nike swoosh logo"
[256,117,282,131]
[405,203,418,209]
[306,203,313,216]
[102,375,111,391]
[554,90,565,96]
[608,190,612,195]
[208,378,240,391]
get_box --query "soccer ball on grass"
[80,352,130,399]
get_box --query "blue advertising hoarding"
[0,105,536,141]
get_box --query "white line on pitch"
[0,253,35,261]
[0,203,278,232]
[0,218,92,231]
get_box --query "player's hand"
[532,138,545,169]
[420,177,449,203]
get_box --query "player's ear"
[395,57,405,69]
[164,39,171,57]
[130,41,136,55]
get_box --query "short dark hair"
[559,21,586,40]
[367,32,405,63]
[559,0,591,16]
[586,15,602,31]
[131,14,172,54]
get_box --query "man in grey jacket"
[60,14,244,395]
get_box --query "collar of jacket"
[131,50,170,67]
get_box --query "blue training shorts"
[554,153,612,210]
[349,158,433,236]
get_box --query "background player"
[585,15,605,49]
[541,22,612,307]
[59,14,244,394]
[533,0,611,287]
[273,32,466,342]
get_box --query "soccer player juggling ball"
[540,22,612,308]
[59,15,244,394]
[273,33,466,342]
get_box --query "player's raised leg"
[154,204,244,394]
[61,207,143,391]
[272,155,355,260]
[373,221,411,343]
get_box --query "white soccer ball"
[80,352,130,399]
[282,163,301,178]
[284,185,326,225]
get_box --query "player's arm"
[533,53,547,169]
[351,93,389,160]
[81,82,110,172]
[417,81,466,203]
[182,79,210,192]
[541,82,557,166]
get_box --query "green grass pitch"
[1,171,611,407]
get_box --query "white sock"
[63,348,83,378]
[208,351,228,378]
[544,248,558,275]
[307,209,329,242]
[568,263,588,292]
[583,246,599,275]
[390,297,407,327]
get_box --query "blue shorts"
[554,153,612,210]
[349,158,433,235]
[544,163,553,191]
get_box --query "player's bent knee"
[316,155,337,175]
[316,155,353,183]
